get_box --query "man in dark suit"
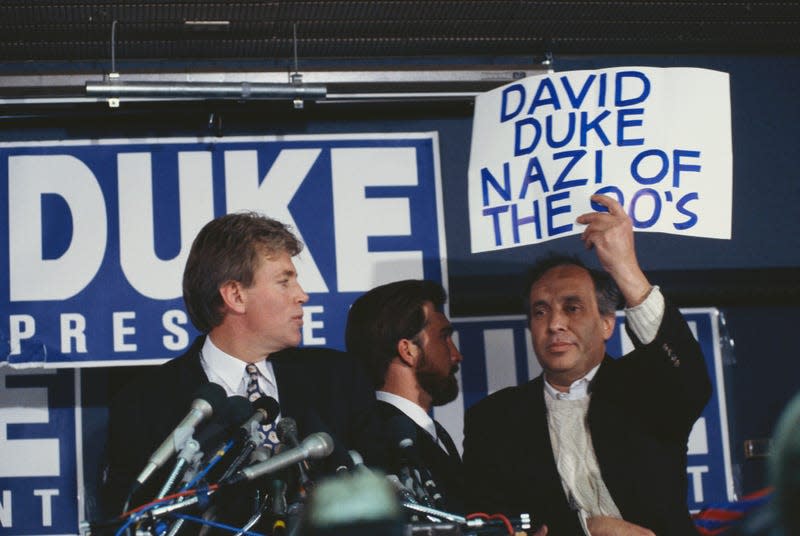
[345,279,466,513]
[103,212,376,523]
[463,194,712,536]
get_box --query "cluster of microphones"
[86,382,535,535]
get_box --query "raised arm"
[576,194,651,308]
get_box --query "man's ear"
[602,313,615,341]
[396,338,420,368]
[219,280,246,314]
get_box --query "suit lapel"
[433,420,460,461]
[271,353,302,423]
[377,401,464,510]
[174,336,211,398]
[588,357,636,513]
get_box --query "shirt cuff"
[578,509,591,535]
[624,285,664,345]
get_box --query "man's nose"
[548,310,568,331]
[295,283,310,304]
[450,341,463,363]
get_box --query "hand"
[586,515,655,536]
[528,524,548,536]
[576,194,651,307]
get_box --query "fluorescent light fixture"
[84,81,326,101]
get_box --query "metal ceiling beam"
[0,66,547,107]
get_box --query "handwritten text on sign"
[468,67,732,252]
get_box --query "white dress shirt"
[376,391,449,453]
[199,336,280,402]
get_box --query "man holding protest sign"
[462,194,712,535]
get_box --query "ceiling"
[2,1,799,68]
[1,1,799,112]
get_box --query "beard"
[416,350,460,406]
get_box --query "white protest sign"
[468,67,732,252]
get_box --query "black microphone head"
[194,395,252,447]
[225,395,255,426]
[251,396,280,426]
[192,382,228,417]
[276,416,300,445]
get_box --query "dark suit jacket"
[462,301,712,536]
[103,336,378,518]
[371,400,465,514]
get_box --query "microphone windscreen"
[194,395,252,447]
[192,382,228,415]
[224,395,254,427]
[276,416,300,445]
[252,395,280,426]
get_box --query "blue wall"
[4,53,799,508]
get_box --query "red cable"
[120,483,219,518]
[466,512,515,535]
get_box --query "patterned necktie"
[245,363,280,451]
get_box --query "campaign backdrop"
[0,368,82,535]
[468,67,732,252]
[1,133,447,367]
[2,131,733,532]
[435,308,735,510]
[0,309,732,535]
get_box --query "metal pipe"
[85,81,326,100]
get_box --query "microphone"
[196,395,254,452]
[150,395,253,536]
[189,395,253,476]
[276,416,301,447]
[226,432,334,484]
[241,396,281,441]
[157,395,252,497]
[216,396,280,482]
[386,416,442,508]
[386,474,420,505]
[301,409,355,475]
[133,382,227,489]
[270,477,288,516]
[276,416,313,491]
[250,445,272,464]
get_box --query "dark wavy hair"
[522,253,622,321]
[183,212,303,333]
[345,279,447,389]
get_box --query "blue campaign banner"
[0,368,81,535]
[1,134,447,367]
[441,308,734,510]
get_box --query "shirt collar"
[376,391,438,440]
[543,362,601,401]
[201,336,276,396]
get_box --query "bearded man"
[345,279,465,513]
